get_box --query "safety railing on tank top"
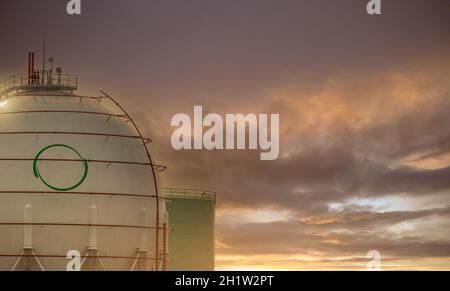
[163,188,216,203]
[0,73,78,97]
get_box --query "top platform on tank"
[0,74,78,98]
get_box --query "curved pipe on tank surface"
[99,91,163,271]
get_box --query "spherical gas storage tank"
[164,188,215,271]
[0,71,168,271]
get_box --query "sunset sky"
[1,0,449,270]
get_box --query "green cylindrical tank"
[163,188,216,271]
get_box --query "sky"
[1,0,449,270]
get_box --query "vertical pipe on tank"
[31,53,35,84]
[42,34,46,85]
[28,52,35,85]
[163,223,167,271]
[28,53,32,85]
[140,208,149,251]
[28,52,36,85]
[24,204,33,249]
[135,208,150,271]
[88,205,98,249]
[81,205,106,271]
[162,211,169,271]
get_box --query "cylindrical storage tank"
[164,188,215,271]
[0,81,167,271]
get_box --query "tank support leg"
[10,204,46,271]
[130,208,150,271]
[79,205,106,271]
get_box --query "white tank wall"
[0,92,166,271]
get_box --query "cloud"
[152,61,450,216]
[148,58,450,269]
[216,207,450,258]
[301,206,450,227]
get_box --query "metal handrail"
[0,73,78,96]
[163,187,216,203]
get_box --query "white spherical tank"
[0,71,168,271]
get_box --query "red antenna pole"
[42,34,46,84]
[31,52,35,83]
[28,52,35,84]
[42,34,46,72]
[28,53,31,84]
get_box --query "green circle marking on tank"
[33,144,89,192]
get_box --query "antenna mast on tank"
[42,33,46,84]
